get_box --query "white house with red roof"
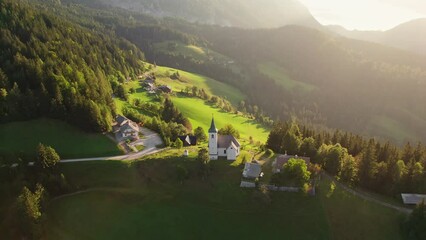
[208,117,240,160]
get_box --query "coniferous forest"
[0,0,145,132]
[267,121,426,197]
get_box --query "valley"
[0,0,425,239]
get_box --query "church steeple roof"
[208,116,218,133]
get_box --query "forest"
[267,121,426,196]
[0,0,146,132]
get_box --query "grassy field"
[41,150,405,240]
[0,119,122,159]
[171,95,269,143]
[114,66,269,144]
[258,62,316,92]
[154,65,245,105]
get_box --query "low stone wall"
[240,181,256,188]
[263,184,300,192]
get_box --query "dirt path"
[323,174,412,214]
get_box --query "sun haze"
[299,0,426,30]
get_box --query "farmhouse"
[158,85,172,93]
[272,154,310,173]
[114,115,140,141]
[178,135,197,146]
[208,117,240,160]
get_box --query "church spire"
[208,114,218,133]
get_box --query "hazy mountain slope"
[383,19,426,55]
[193,25,426,143]
[87,0,321,29]
[328,18,426,55]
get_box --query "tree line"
[267,121,426,197]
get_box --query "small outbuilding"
[242,162,262,179]
[183,149,189,157]
[401,194,426,205]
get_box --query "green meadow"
[115,66,269,143]
[40,150,405,240]
[171,96,269,143]
[0,119,122,159]
[154,65,245,105]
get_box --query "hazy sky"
[299,0,426,30]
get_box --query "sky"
[298,0,426,30]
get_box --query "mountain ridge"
[327,18,426,55]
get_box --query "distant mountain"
[328,18,426,55]
[87,0,321,29]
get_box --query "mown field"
[115,65,269,143]
[154,65,245,105]
[42,149,405,240]
[172,96,269,143]
[0,119,122,159]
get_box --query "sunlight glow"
[299,0,426,30]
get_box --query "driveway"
[131,127,163,150]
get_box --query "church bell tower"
[208,116,218,157]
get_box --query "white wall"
[226,147,238,160]
[208,132,218,155]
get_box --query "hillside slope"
[194,25,426,144]
[77,0,320,29]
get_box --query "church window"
[211,134,214,138]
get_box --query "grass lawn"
[0,119,122,159]
[258,62,316,92]
[319,180,405,240]
[42,150,406,240]
[114,73,269,144]
[171,95,269,143]
[154,65,245,106]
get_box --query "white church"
[208,117,241,160]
